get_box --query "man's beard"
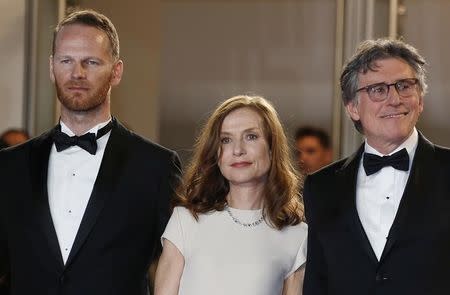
[55,75,112,113]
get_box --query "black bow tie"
[363,148,409,176]
[52,120,113,155]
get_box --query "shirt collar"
[60,118,112,137]
[364,127,418,170]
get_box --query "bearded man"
[0,9,181,295]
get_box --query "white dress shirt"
[355,128,418,260]
[47,119,111,263]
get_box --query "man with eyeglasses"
[303,39,450,295]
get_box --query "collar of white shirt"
[59,118,112,137]
[55,118,113,155]
[364,127,419,172]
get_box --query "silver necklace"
[225,206,265,227]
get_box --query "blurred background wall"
[159,0,336,162]
[0,0,26,131]
[401,0,450,148]
[1,0,449,164]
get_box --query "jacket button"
[60,274,68,284]
[376,274,389,281]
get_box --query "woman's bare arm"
[154,239,184,295]
[282,264,305,295]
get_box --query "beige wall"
[74,0,338,162]
[160,0,337,163]
[76,0,161,141]
[34,0,58,136]
[0,0,60,137]
[0,0,26,132]
[401,0,450,147]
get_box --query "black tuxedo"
[303,133,450,295]
[0,119,181,295]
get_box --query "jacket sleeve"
[0,150,10,288]
[303,175,328,295]
[154,151,182,259]
[0,224,9,295]
[0,192,10,294]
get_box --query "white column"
[334,0,397,158]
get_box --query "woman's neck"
[226,184,265,210]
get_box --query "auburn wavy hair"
[174,95,304,229]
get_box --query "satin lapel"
[65,119,129,267]
[30,130,65,268]
[337,144,378,264]
[380,133,435,262]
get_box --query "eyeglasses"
[356,78,419,102]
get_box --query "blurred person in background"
[0,128,30,149]
[294,126,332,174]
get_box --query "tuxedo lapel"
[66,119,129,267]
[337,144,378,264]
[380,133,436,262]
[30,129,65,268]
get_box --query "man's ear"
[110,59,123,86]
[345,101,360,122]
[418,95,424,114]
[49,55,55,83]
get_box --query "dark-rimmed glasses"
[356,78,419,102]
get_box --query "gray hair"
[340,38,427,133]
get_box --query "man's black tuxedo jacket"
[0,119,181,295]
[303,133,450,295]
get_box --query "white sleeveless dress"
[162,206,308,295]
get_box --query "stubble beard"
[55,75,112,113]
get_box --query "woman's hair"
[174,95,304,229]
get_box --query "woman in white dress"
[155,95,307,295]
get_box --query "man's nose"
[386,84,401,105]
[71,62,87,79]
